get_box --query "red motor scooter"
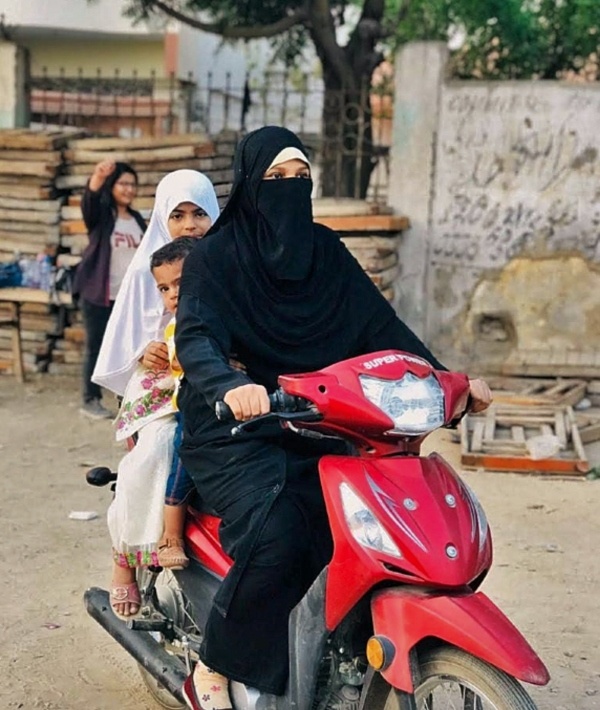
[85,349,549,710]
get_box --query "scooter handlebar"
[215,390,310,422]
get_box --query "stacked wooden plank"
[0,131,412,379]
[58,131,236,255]
[460,376,600,476]
[501,347,600,379]
[314,199,405,302]
[483,376,588,407]
[0,300,60,375]
[0,130,77,262]
[48,309,85,376]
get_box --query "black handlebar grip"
[215,390,306,422]
[85,466,117,487]
[215,400,234,421]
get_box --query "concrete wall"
[390,43,600,371]
[0,42,29,128]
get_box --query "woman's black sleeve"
[175,294,252,407]
[81,183,103,232]
[362,313,448,371]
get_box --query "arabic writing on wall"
[432,84,600,267]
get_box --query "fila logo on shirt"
[114,231,142,248]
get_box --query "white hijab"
[92,169,220,396]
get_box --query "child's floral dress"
[114,364,175,441]
[108,365,177,568]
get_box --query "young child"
[107,239,198,619]
[105,169,220,620]
[150,238,199,569]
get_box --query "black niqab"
[179,125,398,379]
[217,126,316,281]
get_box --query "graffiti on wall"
[431,84,600,268]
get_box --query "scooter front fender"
[370,588,550,692]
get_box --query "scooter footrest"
[127,617,173,633]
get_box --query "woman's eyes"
[266,172,311,180]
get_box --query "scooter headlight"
[340,483,401,558]
[359,372,445,435]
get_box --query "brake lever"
[231,409,322,437]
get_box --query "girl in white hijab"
[93,169,220,396]
[96,170,220,619]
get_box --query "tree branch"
[146,0,308,39]
[308,0,354,86]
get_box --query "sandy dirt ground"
[0,373,598,710]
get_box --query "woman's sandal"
[110,581,142,621]
[182,662,232,710]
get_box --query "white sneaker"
[79,399,113,420]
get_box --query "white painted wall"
[0,0,157,35]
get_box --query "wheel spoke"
[463,687,484,710]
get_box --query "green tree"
[122,1,600,196]
[124,0,395,197]
[390,0,600,80]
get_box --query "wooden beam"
[461,453,589,475]
[316,215,409,232]
[67,133,212,151]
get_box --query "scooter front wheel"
[386,647,538,710]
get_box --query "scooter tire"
[384,646,538,710]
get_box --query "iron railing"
[29,68,393,202]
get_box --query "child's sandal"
[110,581,141,620]
[158,537,189,570]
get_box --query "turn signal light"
[366,635,396,671]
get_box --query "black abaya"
[175,126,446,694]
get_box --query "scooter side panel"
[319,455,491,630]
[185,511,232,578]
[370,588,550,691]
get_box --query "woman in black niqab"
[175,126,490,708]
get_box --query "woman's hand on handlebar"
[224,384,270,421]
[141,341,169,371]
[468,378,493,414]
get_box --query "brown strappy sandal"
[157,537,190,570]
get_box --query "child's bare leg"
[158,503,189,569]
[164,502,187,539]
[110,560,140,617]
